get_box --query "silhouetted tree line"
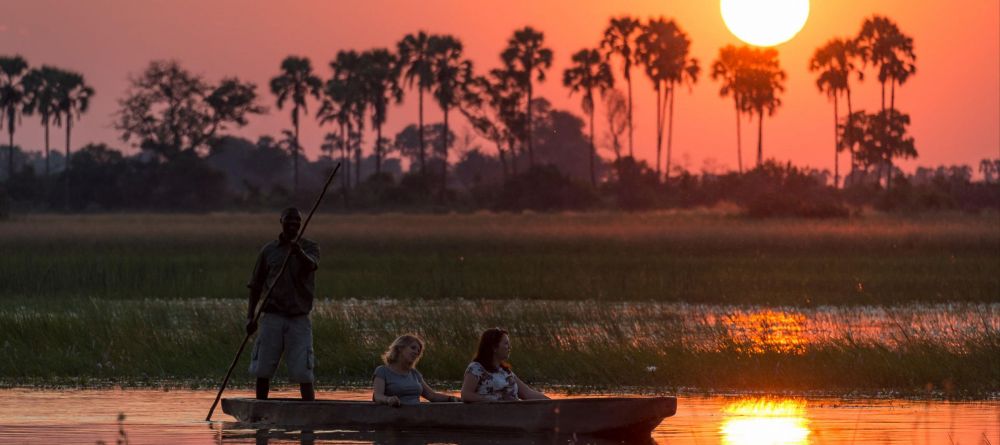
[1,16,997,218]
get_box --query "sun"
[721,0,810,47]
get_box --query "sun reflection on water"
[721,398,810,445]
[724,310,809,354]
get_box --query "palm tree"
[318,68,353,194]
[270,56,322,196]
[743,48,786,167]
[711,45,752,174]
[329,51,368,188]
[636,18,699,180]
[56,70,93,174]
[360,49,402,177]
[601,16,640,158]
[55,69,93,210]
[810,38,862,188]
[430,35,472,196]
[563,48,613,186]
[489,69,526,175]
[501,26,553,167]
[23,66,63,176]
[0,55,29,180]
[857,15,916,189]
[857,15,916,115]
[397,31,436,174]
[320,131,341,162]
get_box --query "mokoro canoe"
[221,396,676,438]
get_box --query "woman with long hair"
[460,328,549,402]
[372,334,459,406]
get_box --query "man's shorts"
[248,312,315,383]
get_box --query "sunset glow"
[721,0,810,46]
[1,1,997,171]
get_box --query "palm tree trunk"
[418,86,426,174]
[885,77,896,191]
[65,117,72,210]
[354,128,362,188]
[354,146,361,188]
[666,82,676,181]
[654,81,662,180]
[880,80,886,114]
[527,80,534,167]
[341,123,347,190]
[588,94,596,187]
[44,118,50,176]
[756,109,764,167]
[65,116,71,170]
[846,87,854,181]
[735,99,743,175]
[375,123,382,176]
[292,107,300,197]
[890,78,896,113]
[7,116,14,180]
[626,70,633,158]
[497,143,508,181]
[509,140,519,175]
[345,121,353,192]
[833,95,839,188]
[440,105,450,201]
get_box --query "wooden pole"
[206,162,341,421]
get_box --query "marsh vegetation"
[1,212,996,394]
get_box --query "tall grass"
[2,299,996,394]
[1,212,997,304]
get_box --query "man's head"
[280,207,302,239]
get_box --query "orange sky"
[2,0,998,173]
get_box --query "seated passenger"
[372,334,459,406]
[460,328,549,402]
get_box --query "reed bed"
[2,299,996,394]
[1,212,997,304]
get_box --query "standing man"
[246,207,320,400]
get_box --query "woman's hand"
[380,395,401,407]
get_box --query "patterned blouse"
[465,361,519,401]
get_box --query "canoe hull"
[221,397,676,438]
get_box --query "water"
[0,389,996,444]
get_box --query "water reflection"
[723,311,809,354]
[720,398,810,445]
[222,426,653,445]
[1,389,997,444]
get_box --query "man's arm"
[293,240,319,272]
[246,287,261,335]
[247,287,261,320]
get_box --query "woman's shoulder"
[373,365,389,379]
[465,361,486,375]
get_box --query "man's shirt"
[248,236,320,316]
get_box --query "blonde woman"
[372,334,459,406]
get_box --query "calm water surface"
[0,389,997,444]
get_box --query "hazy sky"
[2,0,998,173]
